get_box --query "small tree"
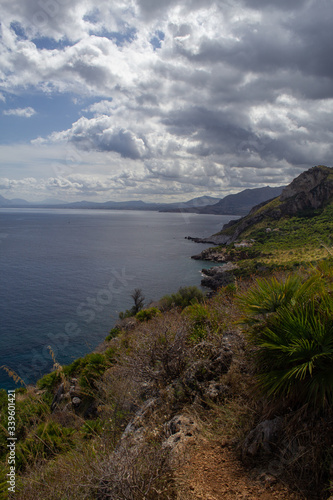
[131,288,145,314]
[119,288,145,319]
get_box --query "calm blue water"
[0,209,237,390]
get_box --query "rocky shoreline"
[190,243,238,290]
[200,262,237,290]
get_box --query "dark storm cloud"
[244,0,307,10]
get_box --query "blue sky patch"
[150,30,165,50]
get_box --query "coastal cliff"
[197,165,333,246]
[191,165,333,290]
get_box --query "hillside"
[1,166,333,499]
[198,165,333,245]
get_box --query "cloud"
[3,107,36,117]
[1,0,333,201]
[44,115,150,160]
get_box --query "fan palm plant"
[253,293,333,407]
[239,271,333,407]
[238,273,323,324]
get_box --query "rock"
[163,415,199,460]
[259,472,278,486]
[191,247,229,262]
[51,383,64,412]
[206,381,229,401]
[122,398,159,438]
[201,269,235,290]
[242,417,283,457]
[203,165,333,245]
[72,397,81,408]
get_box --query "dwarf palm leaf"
[253,293,333,407]
[238,273,323,324]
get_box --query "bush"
[79,353,109,389]
[238,273,322,324]
[241,272,333,408]
[160,286,205,311]
[119,288,145,319]
[105,326,121,341]
[80,419,103,439]
[16,421,75,470]
[182,302,213,342]
[136,307,161,322]
[37,370,62,392]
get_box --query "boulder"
[242,417,283,457]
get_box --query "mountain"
[0,194,30,206]
[0,195,221,211]
[178,195,221,208]
[198,186,284,215]
[160,186,284,215]
[204,165,333,245]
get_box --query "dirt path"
[176,438,303,500]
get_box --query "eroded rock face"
[211,166,333,244]
[280,165,331,202]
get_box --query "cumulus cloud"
[3,107,36,117]
[44,115,150,159]
[1,0,333,201]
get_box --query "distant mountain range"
[0,188,285,215]
[160,186,284,215]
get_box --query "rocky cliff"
[203,165,333,245]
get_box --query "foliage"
[80,419,103,439]
[37,370,62,392]
[240,271,333,407]
[119,288,145,319]
[105,325,121,341]
[182,302,218,342]
[238,273,323,324]
[78,353,109,389]
[160,285,205,311]
[135,307,161,322]
[130,288,145,314]
[16,421,75,471]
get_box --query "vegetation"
[160,285,205,310]
[239,269,333,407]
[1,261,333,498]
[135,306,161,322]
[119,288,145,319]
[2,169,333,498]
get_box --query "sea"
[0,208,237,390]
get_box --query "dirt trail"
[176,439,303,500]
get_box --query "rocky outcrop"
[200,264,237,290]
[205,165,333,245]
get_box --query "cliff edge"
[205,165,333,245]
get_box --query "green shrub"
[252,293,333,407]
[242,272,333,408]
[105,326,121,341]
[161,286,205,311]
[79,353,109,389]
[16,421,75,470]
[238,273,322,324]
[135,307,161,322]
[37,370,62,391]
[80,419,103,439]
[182,303,211,342]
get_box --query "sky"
[0,0,333,203]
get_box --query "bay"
[0,208,237,390]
